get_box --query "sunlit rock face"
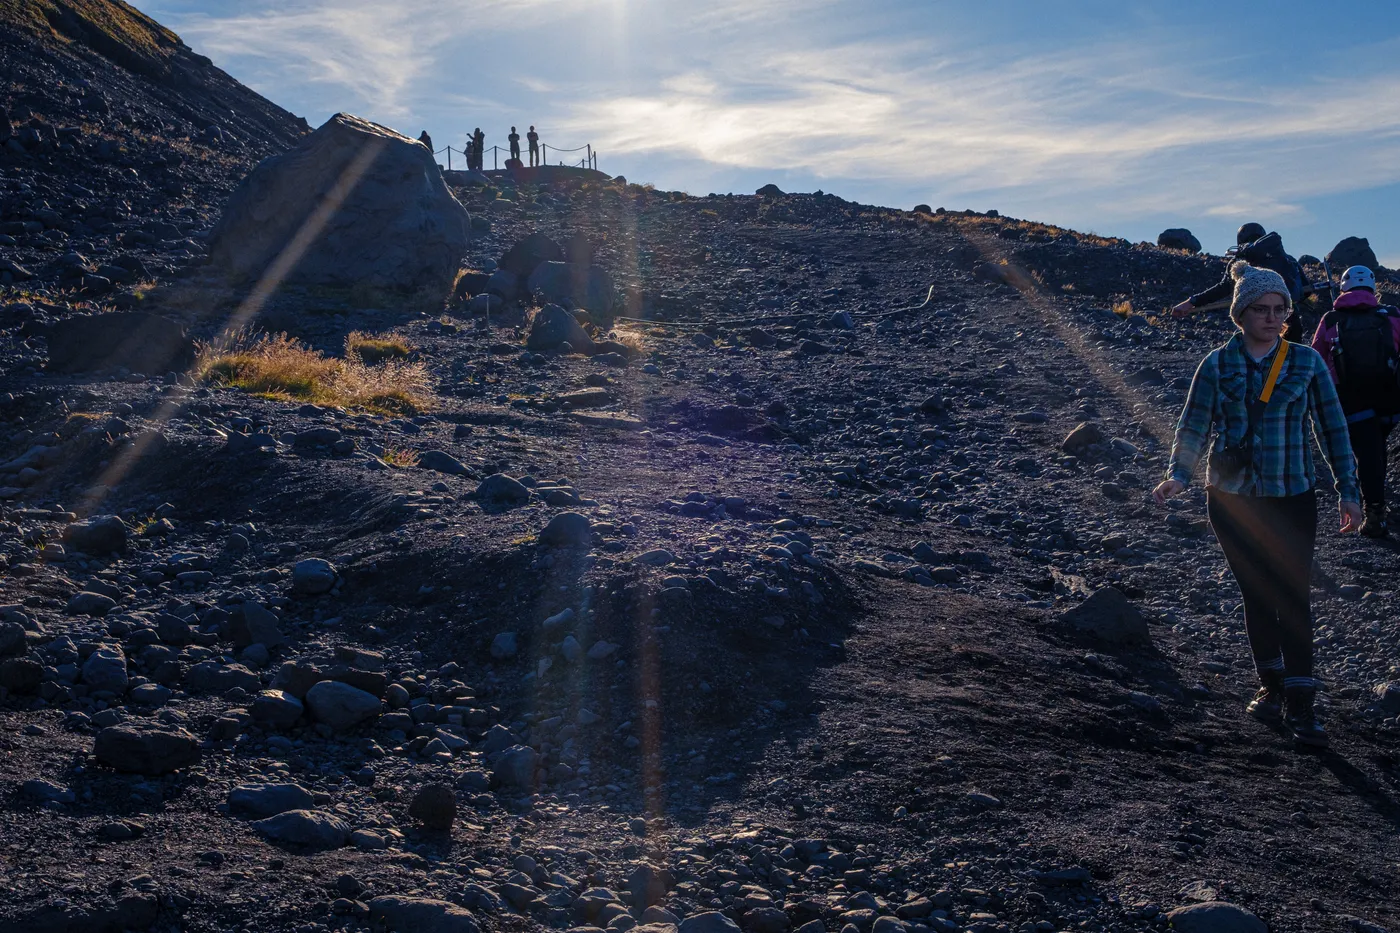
[207,112,470,297]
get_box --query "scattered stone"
[93,722,200,775]
[228,783,315,817]
[22,778,75,804]
[494,745,539,788]
[305,680,381,730]
[476,473,530,505]
[250,808,351,850]
[250,689,305,728]
[1062,422,1105,455]
[540,511,593,548]
[1328,237,1380,272]
[419,449,471,476]
[67,591,117,617]
[26,314,193,375]
[62,515,128,554]
[81,645,128,694]
[526,304,595,354]
[1058,586,1151,644]
[369,895,481,933]
[409,784,457,831]
[291,558,337,596]
[490,632,518,659]
[1164,902,1267,933]
[681,912,743,933]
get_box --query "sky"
[134,0,1400,266]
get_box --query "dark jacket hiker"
[1172,225,1307,339]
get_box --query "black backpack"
[1236,232,1304,304]
[1333,307,1400,415]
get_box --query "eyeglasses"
[1246,303,1291,320]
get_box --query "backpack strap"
[1246,340,1289,445]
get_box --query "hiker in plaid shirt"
[1155,263,1361,750]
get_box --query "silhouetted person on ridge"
[509,126,521,163]
[472,127,485,171]
[527,125,540,167]
[418,130,433,151]
[1173,222,1308,341]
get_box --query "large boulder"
[207,113,470,296]
[1157,228,1201,253]
[251,808,351,850]
[1327,236,1380,272]
[24,313,192,375]
[62,515,128,554]
[525,304,595,353]
[527,261,616,316]
[305,679,381,730]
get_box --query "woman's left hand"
[1340,501,1363,533]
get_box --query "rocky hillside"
[3,6,1400,933]
[0,0,306,298]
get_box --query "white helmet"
[1340,265,1376,292]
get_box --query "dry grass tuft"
[1112,300,1135,318]
[346,331,412,366]
[381,446,420,468]
[196,331,431,414]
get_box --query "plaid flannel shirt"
[1169,334,1360,502]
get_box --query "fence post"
[493,146,498,171]
[543,143,547,166]
[586,144,591,170]
[447,146,452,171]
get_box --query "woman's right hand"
[1152,479,1184,505]
[1170,300,1195,318]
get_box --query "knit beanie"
[1229,262,1291,323]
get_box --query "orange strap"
[1259,340,1289,403]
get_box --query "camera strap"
[1246,339,1290,441]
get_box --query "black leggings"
[1348,416,1394,509]
[1207,489,1318,688]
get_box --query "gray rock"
[305,679,381,730]
[61,515,128,553]
[408,783,457,830]
[746,908,790,933]
[187,661,261,694]
[1158,228,1202,253]
[129,683,172,706]
[81,646,128,694]
[490,632,518,659]
[681,912,743,933]
[540,512,593,548]
[494,745,539,788]
[635,549,676,567]
[628,864,672,907]
[291,558,337,596]
[1062,422,1105,455]
[476,473,530,505]
[369,895,481,933]
[486,268,520,301]
[93,722,200,775]
[1373,681,1400,714]
[0,658,43,693]
[208,113,470,297]
[499,231,565,278]
[419,449,471,476]
[67,591,117,617]
[293,427,343,449]
[870,919,907,933]
[1164,902,1267,933]
[251,809,351,850]
[228,782,315,817]
[251,689,305,728]
[234,601,285,648]
[526,303,595,353]
[22,779,75,804]
[528,262,616,316]
[0,620,27,656]
[1328,236,1379,272]
[1058,586,1151,645]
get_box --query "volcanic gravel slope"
[5,12,1400,933]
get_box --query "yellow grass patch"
[196,332,431,415]
[345,330,413,365]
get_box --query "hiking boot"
[1247,671,1284,722]
[1360,505,1389,538]
[1285,686,1328,749]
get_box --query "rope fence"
[430,141,599,173]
